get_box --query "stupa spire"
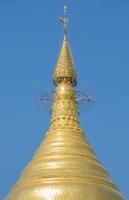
[53,4,77,87]
[5,4,125,200]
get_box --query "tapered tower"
[6,5,125,200]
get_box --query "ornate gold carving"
[53,37,77,86]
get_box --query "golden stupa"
[6,5,125,200]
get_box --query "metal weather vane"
[58,4,68,35]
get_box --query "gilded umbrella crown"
[53,5,77,86]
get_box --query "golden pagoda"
[6,5,125,200]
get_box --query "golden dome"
[6,4,125,200]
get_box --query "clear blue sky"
[0,0,129,199]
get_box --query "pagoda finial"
[53,4,77,86]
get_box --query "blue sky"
[0,0,129,199]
